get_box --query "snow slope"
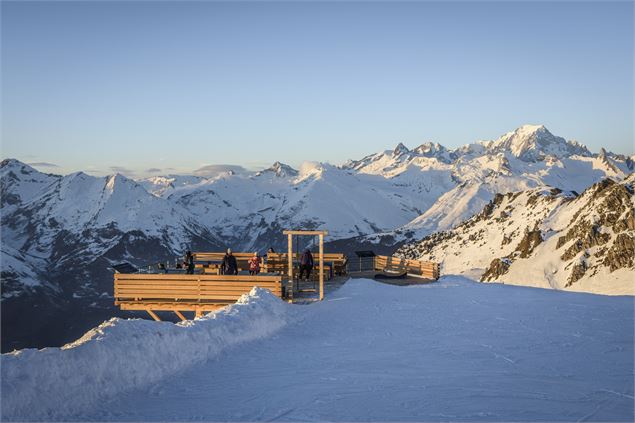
[1,159,223,297]
[397,176,635,295]
[2,278,633,421]
[1,287,292,421]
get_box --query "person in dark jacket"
[184,250,195,274]
[299,249,314,281]
[221,248,238,275]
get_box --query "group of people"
[218,249,262,276]
[177,248,315,279]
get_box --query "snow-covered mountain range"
[397,176,635,295]
[1,124,633,350]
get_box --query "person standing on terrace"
[221,248,238,275]
[248,252,261,276]
[184,251,195,274]
[299,249,314,281]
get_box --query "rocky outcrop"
[555,178,634,283]
[398,176,634,294]
[515,229,543,258]
[481,258,511,281]
[604,233,635,272]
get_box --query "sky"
[1,1,633,178]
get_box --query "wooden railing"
[374,255,440,280]
[266,252,347,276]
[114,273,283,320]
[193,252,256,274]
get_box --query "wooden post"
[319,233,324,300]
[146,309,161,322]
[287,233,294,298]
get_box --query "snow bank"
[1,287,292,421]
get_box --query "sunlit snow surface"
[4,277,634,421]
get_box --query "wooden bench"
[114,273,283,320]
[265,252,347,277]
[193,252,259,274]
[374,255,440,280]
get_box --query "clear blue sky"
[1,1,633,178]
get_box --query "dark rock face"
[555,178,634,285]
[479,194,505,220]
[560,227,611,261]
[397,230,456,261]
[515,229,543,258]
[481,258,511,281]
[605,233,635,272]
[567,261,587,286]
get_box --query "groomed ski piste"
[2,277,634,422]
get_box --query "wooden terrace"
[113,230,440,321]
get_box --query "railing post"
[319,233,324,301]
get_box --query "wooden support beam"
[146,309,161,321]
[195,309,203,319]
[287,233,293,299]
[174,310,186,321]
[318,241,323,292]
[283,230,328,236]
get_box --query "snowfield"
[2,277,633,422]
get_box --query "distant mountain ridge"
[1,124,633,350]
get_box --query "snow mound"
[1,287,292,421]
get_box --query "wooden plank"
[116,287,200,293]
[121,301,233,311]
[283,230,328,236]
[117,285,281,295]
[115,275,282,283]
[116,274,282,281]
[117,281,281,289]
[116,289,282,300]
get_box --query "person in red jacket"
[248,252,261,276]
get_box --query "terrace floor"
[291,271,435,303]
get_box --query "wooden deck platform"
[114,273,285,320]
[113,249,440,319]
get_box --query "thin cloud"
[193,164,247,177]
[28,162,59,168]
[244,161,275,171]
[109,166,137,177]
[146,168,162,173]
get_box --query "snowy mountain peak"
[0,158,40,177]
[392,142,410,157]
[412,142,455,163]
[516,123,547,135]
[269,162,298,177]
[414,142,442,154]
[258,161,299,178]
[489,124,591,162]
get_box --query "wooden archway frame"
[283,230,327,300]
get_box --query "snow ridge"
[1,287,292,421]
